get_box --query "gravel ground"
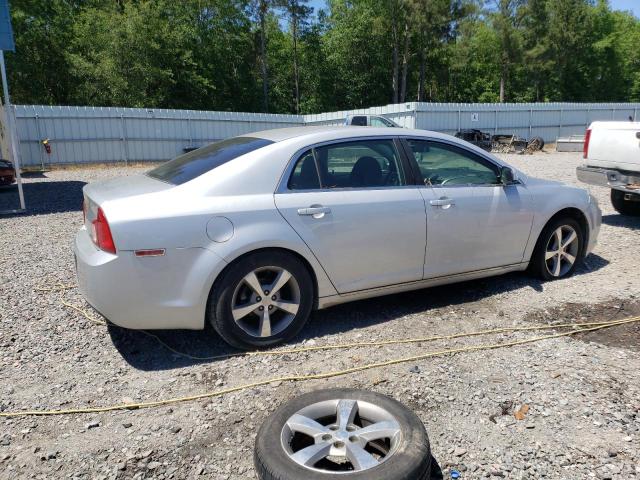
[1,152,639,480]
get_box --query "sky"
[307,0,639,18]
[610,0,640,17]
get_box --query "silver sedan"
[75,126,601,349]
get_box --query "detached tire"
[254,389,432,480]
[529,217,584,281]
[611,189,640,216]
[208,250,313,350]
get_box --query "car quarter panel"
[74,226,228,329]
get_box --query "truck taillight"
[91,207,116,254]
[583,129,591,159]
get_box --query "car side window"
[288,139,406,190]
[407,139,500,186]
[370,116,396,128]
[350,116,368,126]
[288,150,320,190]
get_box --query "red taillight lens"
[91,207,116,254]
[583,129,591,159]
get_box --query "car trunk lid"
[82,174,171,230]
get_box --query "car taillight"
[583,129,591,159]
[91,207,116,254]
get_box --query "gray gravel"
[1,152,639,480]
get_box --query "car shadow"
[110,253,608,372]
[0,179,86,216]
[602,213,640,230]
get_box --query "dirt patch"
[525,298,640,352]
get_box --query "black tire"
[527,136,545,151]
[207,250,314,350]
[254,389,432,480]
[529,217,584,281]
[611,189,640,216]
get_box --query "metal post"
[120,114,128,166]
[457,109,461,132]
[634,108,637,122]
[34,113,45,170]
[187,117,193,147]
[558,108,563,140]
[494,109,498,135]
[0,50,25,211]
[529,108,533,138]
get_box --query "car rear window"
[147,136,273,185]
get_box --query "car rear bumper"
[577,165,640,194]
[0,171,15,185]
[74,227,228,330]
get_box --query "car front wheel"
[530,217,584,280]
[208,250,314,350]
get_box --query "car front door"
[404,138,534,278]
[274,138,427,294]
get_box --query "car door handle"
[297,206,331,217]
[429,197,455,208]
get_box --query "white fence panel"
[14,105,303,167]
[12,102,640,166]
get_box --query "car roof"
[245,125,452,143]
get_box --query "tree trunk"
[259,2,269,112]
[292,17,300,114]
[417,49,426,102]
[500,62,507,103]
[392,20,399,104]
[399,21,410,103]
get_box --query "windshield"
[147,136,273,185]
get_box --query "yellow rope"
[2,314,638,417]
[58,295,636,360]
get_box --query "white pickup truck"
[577,121,640,216]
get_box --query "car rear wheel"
[208,250,314,350]
[530,217,584,281]
[611,189,640,216]
[254,389,432,480]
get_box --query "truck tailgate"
[586,121,640,172]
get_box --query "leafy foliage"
[6,0,640,112]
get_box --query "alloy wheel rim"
[544,225,579,278]
[281,399,402,473]
[231,266,300,338]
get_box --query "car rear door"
[403,138,534,278]
[274,137,427,294]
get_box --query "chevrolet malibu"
[75,126,601,349]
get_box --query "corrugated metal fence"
[14,105,302,167]
[12,102,640,166]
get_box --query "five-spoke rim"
[281,399,402,473]
[231,266,300,338]
[545,225,580,278]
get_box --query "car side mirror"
[500,167,516,185]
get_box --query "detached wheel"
[530,217,584,280]
[208,250,313,350]
[254,389,432,480]
[527,136,544,151]
[611,189,640,216]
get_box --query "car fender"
[522,181,593,260]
